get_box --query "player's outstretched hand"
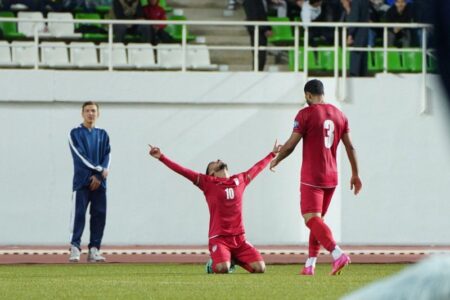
[272,139,282,154]
[148,144,162,159]
[350,176,362,195]
[269,159,278,172]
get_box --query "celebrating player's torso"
[293,103,349,187]
[198,173,247,239]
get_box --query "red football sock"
[306,216,336,253]
[308,231,320,258]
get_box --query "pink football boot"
[330,254,351,275]
[300,266,315,276]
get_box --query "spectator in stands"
[268,0,288,17]
[243,0,272,71]
[347,0,370,76]
[143,0,173,45]
[385,0,412,47]
[323,0,343,22]
[285,0,304,20]
[367,0,389,47]
[301,0,333,46]
[339,0,351,21]
[112,0,152,43]
[301,0,322,23]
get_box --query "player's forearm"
[274,144,295,166]
[345,145,359,176]
[247,152,276,179]
[159,154,199,183]
[100,152,111,170]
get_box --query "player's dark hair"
[82,101,99,111]
[205,162,214,175]
[310,0,322,5]
[304,79,324,95]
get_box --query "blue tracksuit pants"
[70,187,107,249]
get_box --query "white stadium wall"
[0,70,449,246]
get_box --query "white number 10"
[324,120,335,149]
[225,188,235,200]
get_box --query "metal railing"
[0,17,434,111]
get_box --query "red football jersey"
[159,152,275,238]
[293,103,349,187]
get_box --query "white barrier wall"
[0,71,449,246]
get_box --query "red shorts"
[208,234,263,267]
[300,184,336,215]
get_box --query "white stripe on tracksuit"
[69,191,77,239]
[68,132,103,172]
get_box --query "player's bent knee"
[214,262,230,274]
[251,261,266,273]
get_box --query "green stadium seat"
[75,12,108,42]
[368,51,383,73]
[288,48,325,71]
[159,0,173,13]
[95,5,112,17]
[386,50,408,72]
[320,48,350,71]
[0,11,26,40]
[267,17,295,45]
[403,51,422,72]
[164,15,196,42]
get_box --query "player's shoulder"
[323,103,346,117]
[95,127,109,135]
[295,104,310,117]
[69,124,83,134]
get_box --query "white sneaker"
[69,246,80,262]
[87,247,106,262]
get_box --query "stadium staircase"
[170,0,285,71]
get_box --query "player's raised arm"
[245,140,281,183]
[148,145,201,185]
[341,133,362,195]
[270,132,302,172]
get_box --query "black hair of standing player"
[304,79,325,96]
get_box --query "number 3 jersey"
[159,152,275,239]
[293,103,349,188]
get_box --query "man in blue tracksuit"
[68,101,111,262]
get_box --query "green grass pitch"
[0,263,406,299]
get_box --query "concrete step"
[203,34,249,46]
[210,49,252,65]
[188,25,248,38]
[180,7,245,21]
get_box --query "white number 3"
[225,188,235,200]
[324,120,335,149]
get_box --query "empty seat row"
[0,11,82,39]
[288,48,438,73]
[0,11,197,43]
[0,42,218,70]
